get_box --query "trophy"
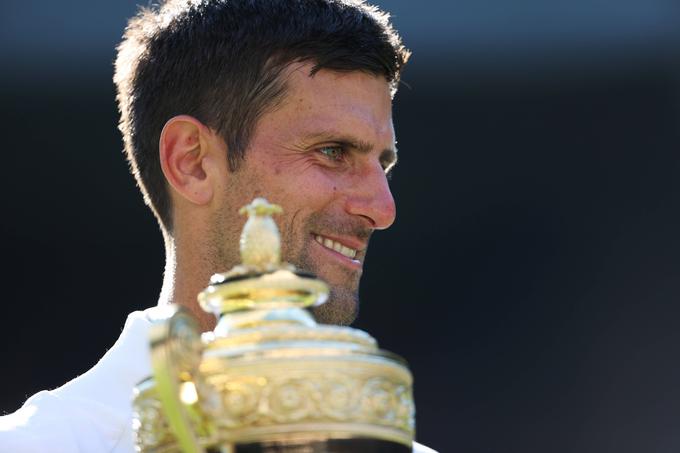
[132,198,415,452]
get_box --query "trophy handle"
[149,305,206,453]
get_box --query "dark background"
[2,1,680,452]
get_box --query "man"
[0,0,435,451]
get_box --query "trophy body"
[133,199,415,452]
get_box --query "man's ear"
[159,115,217,206]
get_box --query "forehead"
[272,63,395,142]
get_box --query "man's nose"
[344,162,396,230]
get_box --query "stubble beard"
[294,246,360,326]
[282,213,372,326]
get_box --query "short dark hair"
[114,0,410,233]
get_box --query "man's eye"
[318,146,345,161]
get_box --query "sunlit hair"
[114,0,410,233]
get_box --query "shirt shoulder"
[0,391,77,452]
[0,309,156,453]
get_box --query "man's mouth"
[313,234,359,259]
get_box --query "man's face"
[211,63,397,325]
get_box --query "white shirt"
[0,309,436,452]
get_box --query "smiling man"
[172,63,398,329]
[113,0,408,333]
[0,0,435,451]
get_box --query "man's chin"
[287,248,361,325]
[310,287,359,326]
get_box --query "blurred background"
[2,1,680,452]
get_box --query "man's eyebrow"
[301,130,398,169]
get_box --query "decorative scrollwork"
[206,369,414,436]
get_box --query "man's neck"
[158,238,218,332]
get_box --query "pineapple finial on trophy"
[238,197,283,269]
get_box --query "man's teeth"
[314,235,358,259]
